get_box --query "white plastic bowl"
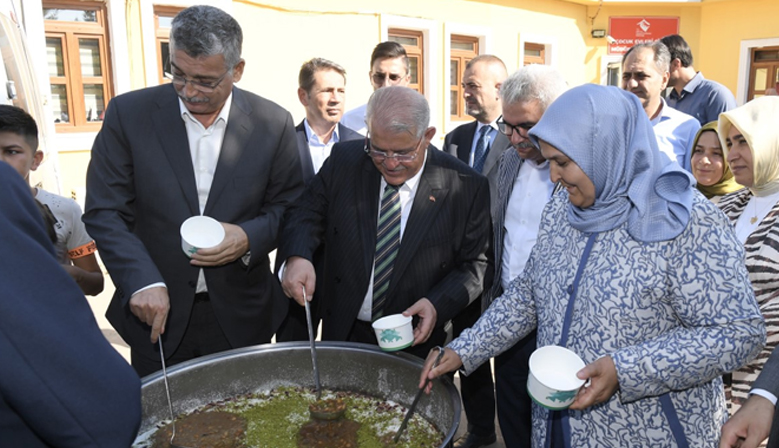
[527,345,586,410]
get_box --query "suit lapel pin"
[429,195,436,202]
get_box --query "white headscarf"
[718,96,779,197]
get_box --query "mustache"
[177,93,210,104]
[513,141,535,150]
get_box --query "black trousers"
[495,329,536,448]
[452,299,497,437]
[131,293,232,378]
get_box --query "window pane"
[160,41,171,79]
[452,41,474,51]
[46,37,65,77]
[408,56,418,84]
[158,16,174,28]
[390,35,417,46]
[43,8,97,22]
[50,84,69,123]
[83,84,105,122]
[79,39,102,77]
[450,59,459,86]
[525,48,542,58]
[755,50,779,62]
[451,90,459,115]
[607,62,621,87]
[754,68,768,91]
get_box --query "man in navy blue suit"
[0,161,141,446]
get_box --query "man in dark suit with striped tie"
[444,54,509,448]
[485,65,567,448]
[278,86,491,360]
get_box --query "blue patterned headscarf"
[528,84,694,243]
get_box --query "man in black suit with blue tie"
[444,54,509,448]
[276,57,361,342]
[279,86,491,360]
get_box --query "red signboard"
[608,16,680,55]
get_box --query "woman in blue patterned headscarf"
[421,84,765,448]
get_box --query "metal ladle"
[393,346,446,444]
[303,285,322,400]
[159,338,191,448]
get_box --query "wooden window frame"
[748,46,779,101]
[450,35,479,121]
[44,1,113,133]
[154,5,182,85]
[524,43,546,66]
[388,28,424,94]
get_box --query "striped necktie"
[371,183,402,321]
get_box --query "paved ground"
[88,269,506,447]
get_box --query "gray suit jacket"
[84,84,304,360]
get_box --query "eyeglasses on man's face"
[166,67,231,93]
[497,115,535,138]
[364,134,423,163]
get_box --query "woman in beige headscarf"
[690,121,742,203]
[718,96,779,424]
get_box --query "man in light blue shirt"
[622,41,700,171]
[661,34,737,125]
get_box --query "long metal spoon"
[159,337,185,448]
[393,347,446,444]
[303,285,322,400]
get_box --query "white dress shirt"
[357,150,428,321]
[133,95,233,298]
[501,158,554,290]
[304,119,340,173]
[182,94,232,293]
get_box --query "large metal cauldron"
[135,342,460,447]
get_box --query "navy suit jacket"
[84,84,304,360]
[278,141,491,357]
[0,162,141,446]
[295,120,362,184]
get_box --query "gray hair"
[170,5,242,69]
[622,41,671,74]
[298,58,347,93]
[366,86,429,139]
[500,65,567,112]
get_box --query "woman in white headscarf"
[420,84,764,448]
[717,96,779,419]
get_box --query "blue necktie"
[371,184,402,320]
[473,126,492,173]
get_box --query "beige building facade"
[10,0,779,200]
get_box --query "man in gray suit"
[721,349,779,448]
[279,86,490,360]
[84,5,303,377]
[444,54,509,448]
[487,65,567,448]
